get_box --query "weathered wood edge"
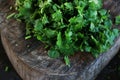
[79,37,120,80]
[1,26,120,80]
[1,28,45,80]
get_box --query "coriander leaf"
[64,2,73,10]
[25,35,31,40]
[44,28,57,38]
[7,13,15,19]
[56,32,62,48]
[23,0,31,9]
[48,49,60,58]
[90,22,95,32]
[89,0,102,10]
[34,19,43,31]
[64,56,70,67]
[65,30,72,42]
[52,10,62,22]
[113,29,119,37]
[115,15,120,25]
[98,9,107,16]
[42,14,49,25]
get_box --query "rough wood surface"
[1,0,120,80]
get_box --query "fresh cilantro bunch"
[14,0,119,66]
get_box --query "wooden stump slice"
[1,0,120,80]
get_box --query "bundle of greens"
[13,0,119,66]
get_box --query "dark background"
[0,38,120,80]
[0,38,21,80]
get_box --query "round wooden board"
[1,0,120,80]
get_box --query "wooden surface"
[1,0,120,80]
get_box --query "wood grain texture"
[1,0,120,80]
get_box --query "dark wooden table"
[0,0,120,80]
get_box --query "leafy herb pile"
[13,0,119,66]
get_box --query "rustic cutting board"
[0,0,120,80]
